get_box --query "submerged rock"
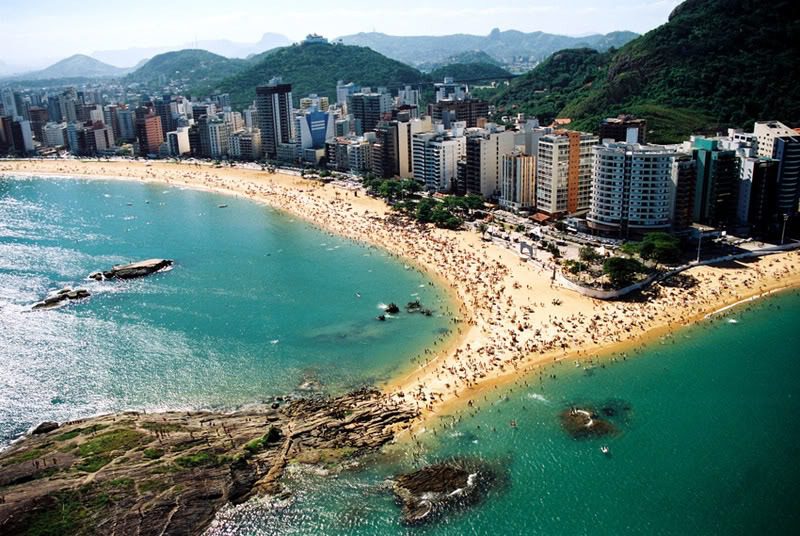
[392,460,494,525]
[89,258,173,280]
[559,407,617,439]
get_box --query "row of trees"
[362,176,484,230]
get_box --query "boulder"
[31,421,59,435]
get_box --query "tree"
[464,194,484,210]
[579,246,601,263]
[416,198,436,223]
[603,257,645,288]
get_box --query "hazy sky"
[2,0,682,66]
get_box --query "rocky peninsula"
[0,389,417,535]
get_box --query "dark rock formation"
[89,259,173,281]
[31,288,91,310]
[0,388,417,536]
[559,407,617,439]
[392,460,494,525]
[31,421,59,435]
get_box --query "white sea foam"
[526,392,549,403]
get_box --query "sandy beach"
[3,158,800,428]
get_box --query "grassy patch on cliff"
[78,429,145,457]
[243,427,282,455]
[22,487,110,536]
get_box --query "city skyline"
[1,0,682,68]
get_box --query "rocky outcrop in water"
[559,400,632,439]
[31,288,91,310]
[89,259,173,281]
[0,388,417,536]
[392,460,494,525]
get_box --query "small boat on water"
[218,204,228,208]
[600,446,610,455]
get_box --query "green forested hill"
[209,42,427,109]
[126,50,247,87]
[492,0,800,142]
[428,62,512,83]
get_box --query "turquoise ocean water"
[2,176,799,535]
[0,176,454,443]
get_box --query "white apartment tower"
[587,142,681,235]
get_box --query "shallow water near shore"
[207,290,800,535]
[0,176,455,444]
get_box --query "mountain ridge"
[2,54,129,81]
[336,29,639,66]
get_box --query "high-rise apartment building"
[412,130,466,192]
[255,80,294,159]
[348,91,392,133]
[691,137,739,227]
[587,142,681,236]
[752,121,800,234]
[135,112,164,156]
[599,115,647,144]
[42,122,67,147]
[672,154,696,230]
[499,151,536,210]
[167,127,191,156]
[429,99,489,129]
[536,131,599,216]
[229,128,262,161]
[397,116,432,178]
[372,121,399,178]
[463,125,516,198]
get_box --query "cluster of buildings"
[1,73,798,240]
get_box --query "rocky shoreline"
[0,388,417,535]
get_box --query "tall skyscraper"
[349,91,392,133]
[536,131,599,216]
[499,151,536,210]
[135,112,164,156]
[691,137,739,227]
[255,79,294,160]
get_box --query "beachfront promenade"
[2,158,800,425]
